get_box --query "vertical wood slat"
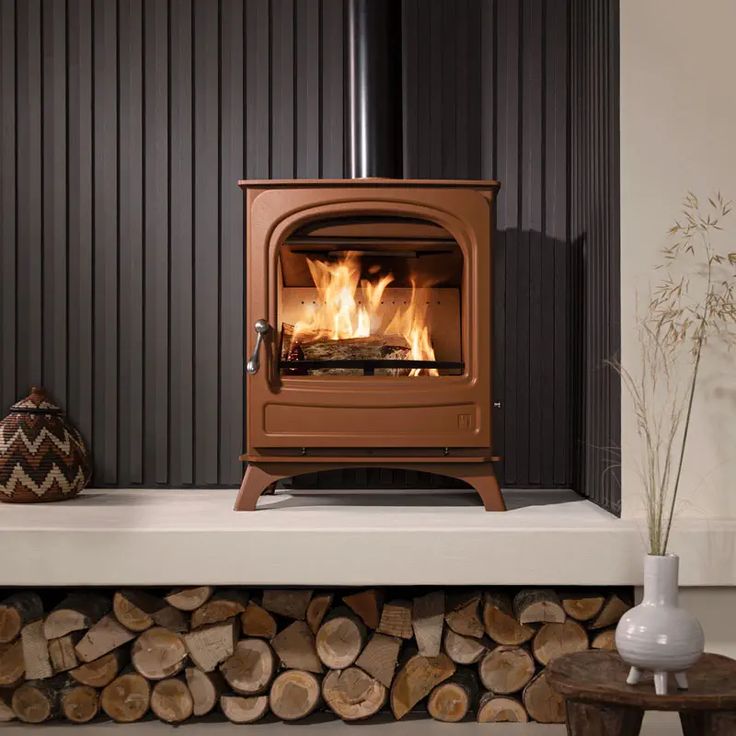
[192,0,219,485]
[246,0,269,178]
[144,0,169,483]
[295,0,320,178]
[118,0,144,484]
[0,0,17,412]
[42,0,67,407]
[15,0,43,393]
[168,0,194,485]
[66,0,94,447]
[271,0,294,179]
[320,0,343,178]
[92,0,119,484]
[219,0,245,485]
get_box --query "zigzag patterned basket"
[0,386,91,503]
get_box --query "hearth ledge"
[1,488,734,587]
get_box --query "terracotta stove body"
[235,177,505,511]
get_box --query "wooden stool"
[547,650,736,736]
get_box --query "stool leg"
[675,671,688,690]
[565,700,644,736]
[681,711,736,736]
[653,671,668,695]
[626,666,641,685]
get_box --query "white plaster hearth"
[2,488,734,588]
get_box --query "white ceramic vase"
[615,554,704,695]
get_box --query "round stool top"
[547,651,736,711]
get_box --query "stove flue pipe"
[346,0,403,179]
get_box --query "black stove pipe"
[346,0,403,179]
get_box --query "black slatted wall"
[0,0,620,508]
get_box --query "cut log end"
[131,627,188,681]
[100,672,151,723]
[532,620,589,666]
[69,649,126,688]
[262,590,313,621]
[477,693,529,723]
[390,653,456,720]
[514,589,566,625]
[186,667,225,716]
[0,639,25,687]
[44,593,109,640]
[221,693,270,724]
[164,587,214,612]
[241,602,278,639]
[306,593,334,634]
[561,593,606,622]
[220,638,276,696]
[184,619,238,673]
[427,671,477,723]
[269,670,322,721]
[61,685,100,724]
[483,592,536,646]
[11,681,59,724]
[355,632,401,688]
[316,609,366,669]
[272,620,322,674]
[151,678,194,723]
[522,671,566,724]
[478,646,535,695]
[445,591,484,638]
[591,628,617,651]
[0,593,43,644]
[378,600,414,639]
[442,628,487,665]
[323,667,387,721]
[342,589,383,630]
[412,591,445,657]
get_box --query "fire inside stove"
[277,218,464,377]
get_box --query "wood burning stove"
[235,178,504,511]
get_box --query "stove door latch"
[246,319,271,375]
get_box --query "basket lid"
[10,386,62,414]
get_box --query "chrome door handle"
[246,319,270,375]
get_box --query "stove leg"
[234,463,284,511]
[452,461,506,511]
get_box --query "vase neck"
[643,554,679,606]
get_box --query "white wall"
[620,0,736,521]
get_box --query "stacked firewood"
[0,586,631,725]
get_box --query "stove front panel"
[244,183,496,455]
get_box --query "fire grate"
[280,359,464,376]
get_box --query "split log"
[220,693,270,723]
[522,670,565,723]
[220,638,276,695]
[75,615,136,663]
[0,689,15,721]
[262,589,312,620]
[271,620,322,673]
[11,679,61,723]
[443,628,488,665]
[48,633,81,673]
[164,586,214,612]
[151,605,188,633]
[561,592,606,622]
[0,640,25,687]
[184,618,238,673]
[316,608,366,669]
[355,632,401,688]
[482,591,536,646]
[477,692,529,723]
[306,593,334,634]
[113,589,165,632]
[44,594,109,640]
[378,599,413,639]
[21,619,53,680]
[427,669,478,723]
[131,627,188,680]
[0,593,43,644]
[590,593,631,629]
[446,591,484,638]
[532,620,589,666]
[269,670,322,720]
[323,667,387,721]
[186,667,225,716]
[191,590,249,629]
[100,672,151,723]
[412,591,444,657]
[60,684,99,724]
[69,649,127,688]
[151,677,194,723]
[241,602,277,639]
[390,653,455,720]
[591,628,617,651]
[343,589,383,629]
[478,646,535,694]
[514,589,566,625]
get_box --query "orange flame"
[292,251,439,375]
